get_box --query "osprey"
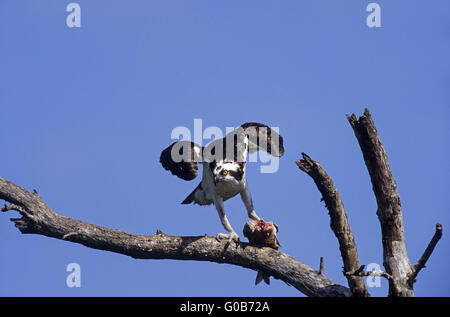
[159,122,284,243]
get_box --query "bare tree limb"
[409,223,443,285]
[2,109,442,297]
[344,264,393,281]
[296,154,369,297]
[346,108,414,297]
[0,176,351,297]
[318,257,324,276]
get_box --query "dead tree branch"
[318,257,324,276]
[296,154,369,297]
[1,109,442,297]
[346,108,442,296]
[409,223,443,285]
[0,176,351,297]
[344,264,393,281]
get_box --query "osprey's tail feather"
[255,270,271,286]
[181,183,211,205]
[181,187,197,204]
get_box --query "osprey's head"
[210,161,245,185]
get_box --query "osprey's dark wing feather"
[203,122,285,163]
[239,122,285,157]
[160,122,283,179]
[159,141,203,181]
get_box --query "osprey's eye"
[222,170,228,175]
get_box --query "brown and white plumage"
[159,122,284,242]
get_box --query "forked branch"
[346,108,442,296]
[0,176,351,297]
[1,109,443,297]
[296,153,369,297]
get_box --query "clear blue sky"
[0,0,449,297]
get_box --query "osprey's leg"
[240,184,261,221]
[214,198,239,242]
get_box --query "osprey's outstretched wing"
[160,122,284,178]
[202,122,285,164]
[239,122,285,157]
[159,141,203,181]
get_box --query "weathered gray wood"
[0,176,351,297]
[409,223,443,285]
[2,108,442,297]
[296,153,369,297]
[347,109,413,296]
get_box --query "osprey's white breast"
[214,178,244,201]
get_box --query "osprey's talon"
[248,210,261,221]
[216,232,240,244]
[160,122,285,255]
